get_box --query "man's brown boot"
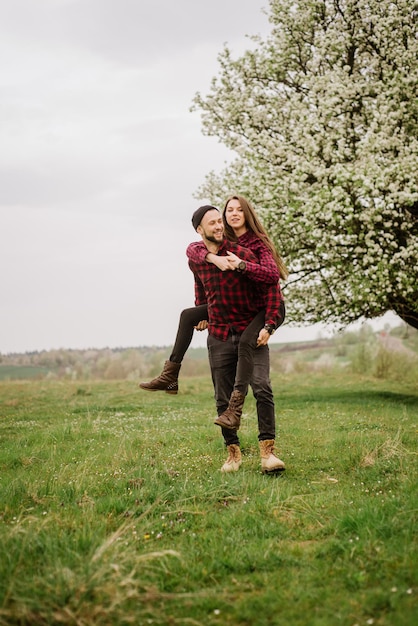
[214,390,245,430]
[221,444,242,472]
[259,440,285,473]
[139,360,181,394]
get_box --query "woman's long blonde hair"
[222,195,289,280]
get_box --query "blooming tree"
[193,0,418,329]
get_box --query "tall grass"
[0,373,417,625]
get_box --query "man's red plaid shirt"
[187,237,282,341]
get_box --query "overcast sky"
[0,0,397,355]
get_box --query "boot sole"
[139,386,178,394]
[214,418,240,430]
[262,467,286,474]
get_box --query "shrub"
[373,347,418,382]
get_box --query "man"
[189,204,285,474]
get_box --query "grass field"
[0,372,417,625]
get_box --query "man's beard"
[206,233,223,243]
[201,227,223,244]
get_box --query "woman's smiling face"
[225,198,246,236]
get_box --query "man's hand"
[256,328,271,347]
[194,320,208,331]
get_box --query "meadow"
[0,370,417,625]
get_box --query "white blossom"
[193,0,418,329]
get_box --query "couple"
[140,195,287,474]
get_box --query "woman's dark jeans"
[170,302,285,397]
[169,304,208,363]
[234,301,285,394]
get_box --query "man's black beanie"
[191,205,219,231]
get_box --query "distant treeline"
[0,324,417,382]
[0,345,210,382]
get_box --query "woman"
[139,195,288,403]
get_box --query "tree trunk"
[391,297,418,330]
